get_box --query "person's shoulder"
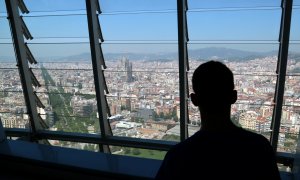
[166,131,203,155]
[236,127,272,146]
[238,127,268,139]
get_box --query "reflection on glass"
[277,163,292,173]
[110,146,167,160]
[49,140,98,152]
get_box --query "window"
[0,3,27,129]
[100,0,180,141]
[187,0,281,140]
[278,2,300,153]
[0,0,298,163]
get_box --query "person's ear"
[231,90,237,104]
[191,93,199,106]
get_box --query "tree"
[159,112,164,118]
[111,146,122,152]
[174,116,179,122]
[78,83,83,89]
[124,147,131,154]
[148,150,154,156]
[132,148,141,155]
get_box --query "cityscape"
[0,54,300,156]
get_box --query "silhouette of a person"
[156,61,280,180]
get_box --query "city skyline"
[1,54,300,153]
[1,46,300,61]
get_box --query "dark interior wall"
[0,155,150,180]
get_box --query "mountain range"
[58,47,278,61]
[1,47,298,62]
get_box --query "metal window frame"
[2,0,296,164]
[270,0,293,152]
[5,0,44,136]
[85,0,112,153]
[178,0,189,141]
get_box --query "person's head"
[191,61,237,113]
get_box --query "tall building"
[127,62,133,83]
[122,57,134,83]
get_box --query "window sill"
[0,139,161,179]
[0,139,295,180]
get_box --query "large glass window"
[101,0,179,141]
[0,4,27,129]
[279,4,300,153]
[187,1,281,140]
[1,0,299,161]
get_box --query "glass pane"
[101,0,176,12]
[277,131,299,153]
[103,44,180,141]
[281,75,300,154]
[0,0,6,14]
[101,13,177,41]
[0,90,27,129]
[0,68,22,86]
[290,9,300,41]
[188,10,280,41]
[0,18,12,39]
[111,146,167,160]
[28,44,90,58]
[232,104,273,138]
[0,67,27,128]
[23,16,88,38]
[99,0,179,143]
[0,44,15,62]
[287,46,300,74]
[49,140,98,152]
[280,5,300,153]
[34,62,99,134]
[277,163,292,173]
[188,100,201,137]
[0,6,26,129]
[24,0,86,12]
[188,0,281,9]
[294,0,300,6]
[188,44,278,138]
[0,17,15,60]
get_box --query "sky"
[0,0,299,57]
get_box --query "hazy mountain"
[2,47,298,62]
[188,47,275,60]
[57,47,277,61]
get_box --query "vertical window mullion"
[86,0,112,153]
[5,0,45,136]
[271,0,293,152]
[177,0,189,141]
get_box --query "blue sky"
[0,0,299,57]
